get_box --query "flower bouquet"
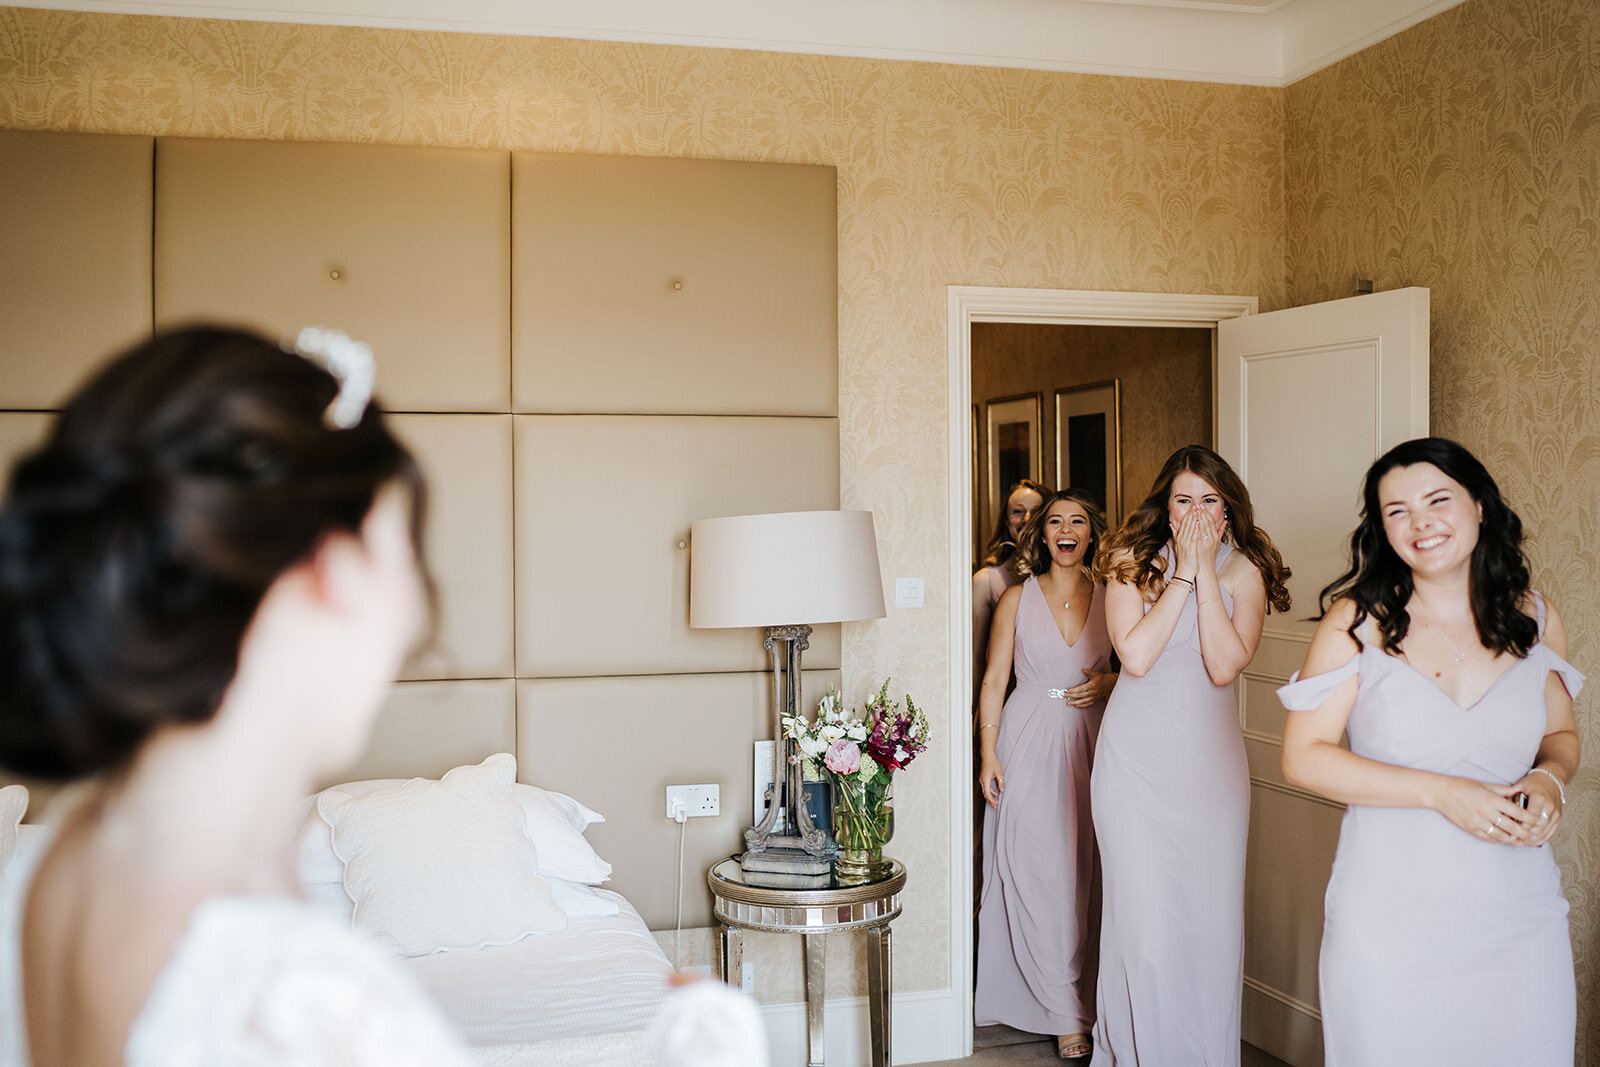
[783,679,929,882]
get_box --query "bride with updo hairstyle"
[0,325,473,1066]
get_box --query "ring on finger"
[1540,810,1552,820]
[1494,815,1504,828]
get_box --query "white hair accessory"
[291,326,375,429]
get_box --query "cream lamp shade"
[690,510,886,628]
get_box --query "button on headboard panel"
[153,138,512,413]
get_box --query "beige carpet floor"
[901,1026,1294,1066]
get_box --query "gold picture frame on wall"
[983,392,1042,541]
[1055,379,1122,525]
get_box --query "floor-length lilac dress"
[975,577,1111,1036]
[1090,545,1247,1066]
[1276,595,1582,1064]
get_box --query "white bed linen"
[396,890,672,1050]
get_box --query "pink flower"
[824,739,861,775]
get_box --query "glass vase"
[831,774,894,883]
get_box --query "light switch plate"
[895,576,924,608]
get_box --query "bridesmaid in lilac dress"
[975,489,1117,1060]
[1279,438,1581,1064]
[1089,446,1292,1066]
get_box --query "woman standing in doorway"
[975,489,1116,1060]
[1278,438,1579,1064]
[1089,446,1290,1066]
[973,479,1049,694]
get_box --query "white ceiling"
[14,0,1469,86]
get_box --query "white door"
[1216,287,1430,1066]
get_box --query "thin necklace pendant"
[1063,600,1072,610]
[1429,620,1471,663]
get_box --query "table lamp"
[689,510,886,874]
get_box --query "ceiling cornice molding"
[6,0,1469,87]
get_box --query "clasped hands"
[1437,771,1564,847]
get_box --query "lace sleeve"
[127,898,475,1067]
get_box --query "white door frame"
[943,286,1257,1057]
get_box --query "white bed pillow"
[0,784,26,873]
[318,753,567,956]
[297,772,610,887]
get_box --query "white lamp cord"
[673,803,688,969]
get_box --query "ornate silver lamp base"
[741,624,835,875]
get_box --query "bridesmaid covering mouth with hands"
[1087,445,1291,1067]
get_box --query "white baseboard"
[761,988,962,1066]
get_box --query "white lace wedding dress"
[0,830,473,1067]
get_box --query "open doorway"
[968,321,1213,1058]
[941,286,1259,1063]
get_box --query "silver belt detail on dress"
[1046,688,1069,699]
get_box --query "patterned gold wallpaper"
[1289,0,1600,1058]
[0,4,1291,1002]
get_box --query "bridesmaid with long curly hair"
[1087,445,1291,1066]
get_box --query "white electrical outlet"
[741,960,755,994]
[665,783,720,819]
[895,576,924,608]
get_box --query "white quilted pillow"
[0,784,26,873]
[317,753,567,956]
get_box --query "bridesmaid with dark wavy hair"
[1279,438,1580,1064]
[1088,445,1291,1066]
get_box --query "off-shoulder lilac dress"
[975,577,1111,1036]
[1090,545,1248,1065]
[1276,595,1582,1065]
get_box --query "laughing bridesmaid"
[1279,438,1580,1064]
[975,489,1117,1061]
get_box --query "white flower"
[820,723,845,743]
[798,734,827,759]
[894,746,909,763]
[859,756,881,782]
[846,723,867,742]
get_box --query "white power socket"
[665,783,720,819]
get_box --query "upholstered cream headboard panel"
[0,130,153,408]
[153,138,511,412]
[0,131,846,929]
[519,669,840,928]
[388,415,514,681]
[512,152,838,416]
[514,415,842,678]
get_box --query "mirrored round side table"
[708,857,906,1067]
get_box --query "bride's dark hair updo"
[0,325,430,780]
[1317,437,1536,657]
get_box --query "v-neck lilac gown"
[1276,595,1583,1065]
[975,577,1111,1036]
[1090,544,1247,1066]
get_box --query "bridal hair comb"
[290,326,375,429]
